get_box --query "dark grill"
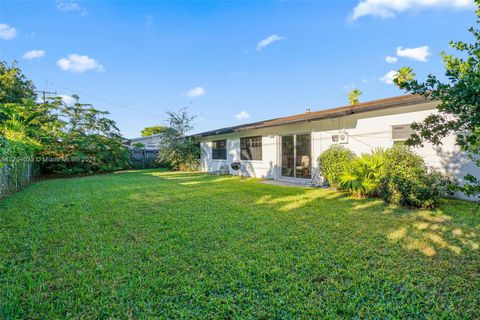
[231,162,241,171]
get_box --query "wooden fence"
[130,148,160,169]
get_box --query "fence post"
[15,162,18,191]
[0,164,3,198]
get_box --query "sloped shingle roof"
[192,94,430,138]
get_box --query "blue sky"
[0,0,477,137]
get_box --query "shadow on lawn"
[255,190,347,212]
[118,170,480,258]
[386,210,479,257]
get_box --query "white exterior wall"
[126,135,164,149]
[197,101,478,199]
[200,135,278,178]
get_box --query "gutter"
[191,95,431,138]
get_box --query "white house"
[193,95,478,197]
[123,133,164,150]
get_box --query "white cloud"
[60,94,76,105]
[185,86,205,98]
[235,111,251,120]
[56,1,87,15]
[396,46,430,62]
[385,55,398,64]
[22,50,46,60]
[380,70,397,84]
[57,54,105,73]
[0,23,17,40]
[256,34,283,50]
[350,0,474,20]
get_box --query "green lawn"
[1,169,479,319]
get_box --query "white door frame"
[279,132,312,180]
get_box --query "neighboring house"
[193,95,478,198]
[123,133,164,150]
[123,133,165,168]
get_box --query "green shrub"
[321,144,454,208]
[158,137,200,171]
[157,109,200,171]
[380,145,454,208]
[318,145,356,189]
[340,149,385,197]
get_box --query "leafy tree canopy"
[39,95,129,174]
[394,0,480,202]
[141,125,169,137]
[0,61,36,105]
[348,89,362,105]
[0,61,130,174]
[158,108,200,171]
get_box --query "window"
[195,142,201,159]
[212,139,227,160]
[392,124,415,142]
[240,136,262,160]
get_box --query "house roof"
[191,94,431,138]
[125,133,165,142]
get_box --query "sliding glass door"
[295,134,311,179]
[281,135,295,177]
[281,134,311,179]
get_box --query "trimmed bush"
[320,144,454,208]
[318,145,356,189]
[380,145,454,209]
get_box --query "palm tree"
[348,89,362,105]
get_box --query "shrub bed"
[317,144,455,208]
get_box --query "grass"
[1,169,479,319]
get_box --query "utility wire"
[47,81,162,119]
[0,2,17,28]
[35,90,57,105]
[348,135,378,149]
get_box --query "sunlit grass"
[1,169,479,318]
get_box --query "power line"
[0,2,17,28]
[35,90,57,105]
[47,81,162,119]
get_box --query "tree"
[0,61,36,105]
[393,0,480,204]
[141,125,168,137]
[40,95,130,174]
[164,108,195,136]
[348,89,362,105]
[132,142,145,148]
[157,108,200,170]
[0,61,130,175]
[0,62,57,155]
